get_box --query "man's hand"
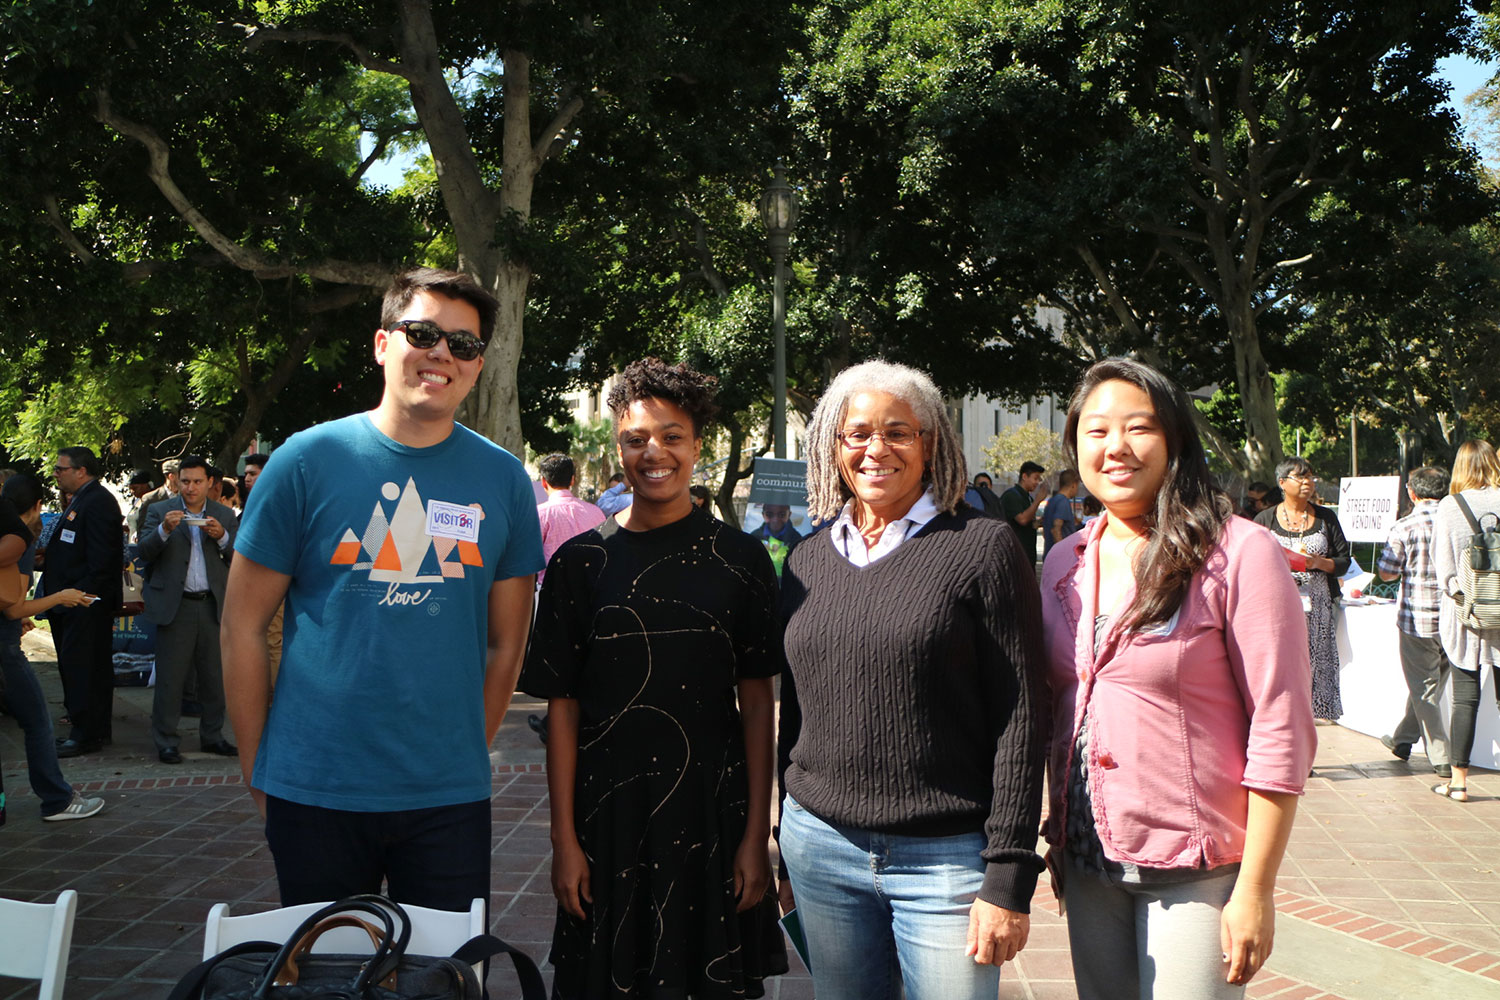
[202,516,225,541]
[162,509,185,533]
[966,899,1029,966]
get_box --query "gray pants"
[1391,630,1451,767]
[150,595,226,751]
[1064,858,1244,1000]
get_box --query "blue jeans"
[0,640,75,814]
[778,796,999,1000]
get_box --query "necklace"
[1278,503,1312,533]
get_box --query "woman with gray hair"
[775,359,1047,1000]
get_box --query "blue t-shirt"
[235,413,544,811]
[1041,493,1078,557]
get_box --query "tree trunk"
[1226,306,1282,481]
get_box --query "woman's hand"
[55,589,94,608]
[777,876,796,915]
[1220,886,1274,985]
[966,899,1029,965]
[551,835,592,920]
[733,834,771,913]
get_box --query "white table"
[1335,602,1498,770]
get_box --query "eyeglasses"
[390,319,487,362]
[836,427,923,449]
[53,464,73,473]
[1281,474,1315,485]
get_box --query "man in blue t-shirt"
[1041,469,1082,559]
[222,267,544,909]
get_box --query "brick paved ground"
[4,634,1500,997]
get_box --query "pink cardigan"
[1039,514,1316,869]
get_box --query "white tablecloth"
[1335,602,1498,770]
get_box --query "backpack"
[1452,494,1500,631]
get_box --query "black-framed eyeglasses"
[836,427,924,449]
[53,464,74,473]
[390,319,487,362]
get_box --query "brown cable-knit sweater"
[777,506,1049,911]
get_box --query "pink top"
[536,490,606,582]
[1039,513,1316,869]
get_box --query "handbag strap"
[451,933,547,1000]
[166,940,279,1000]
[276,914,387,986]
[252,896,408,999]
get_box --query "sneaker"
[42,792,105,822]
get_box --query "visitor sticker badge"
[59,529,76,543]
[425,500,481,542]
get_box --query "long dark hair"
[1064,359,1233,631]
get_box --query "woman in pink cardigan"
[1040,359,1317,999]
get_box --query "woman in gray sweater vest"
[776,360,1046,1000]
[1432,439,1500,803]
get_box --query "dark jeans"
[52,604,115,743]
[264,796,491,911]
[0,640,74,813]
[1451,666,1494,770]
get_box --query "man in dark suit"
[45,447,125,757]
[140,454,239,764]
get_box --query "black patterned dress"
[520,506,788,999]
[1258,511,1345,720]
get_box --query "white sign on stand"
[1337,476,1401,543]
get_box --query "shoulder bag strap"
[451,933,547,1000]
[1455,493,1483,534]
[165,940,279,1000]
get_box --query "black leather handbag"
[168,895,545,1000]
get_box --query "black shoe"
[1435,763,1453,779]
[201,740,238,757]
[1381,735,1412,761]
[527,713,548,746]
[158,747,183,764]
[56,738,102,758]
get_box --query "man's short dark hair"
[1,472,48,516]
[1019,461,1045,477]
[1408,465,1450,501]
[129,469,153,487]
[606,357,719,437]
[607,473,625,485]
[58,447,100,478]
[178,455,210,476]
[539,453,576,489]
[974,472,993,486]
[1058,469,1080,489]
[219,480,237,502]
[244,453,270,471]
[381,268,500,345]
[1246,480,1270,496]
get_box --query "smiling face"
[616,397,702,525]
[762,504,791,533]
[837,390,930,522]
[1074,379,1170,524]
[374,290,485,426]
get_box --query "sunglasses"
[390,320,487,362]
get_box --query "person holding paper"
[777,359,1046,1000]
[1256,458,1350,723]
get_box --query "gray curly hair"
[804,359,968,522]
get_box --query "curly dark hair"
[606,358,719,436]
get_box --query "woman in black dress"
[520,358,786,999]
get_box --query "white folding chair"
[203,897,486,978]
[0,889,78,1000]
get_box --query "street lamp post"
[759,161,798,459]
